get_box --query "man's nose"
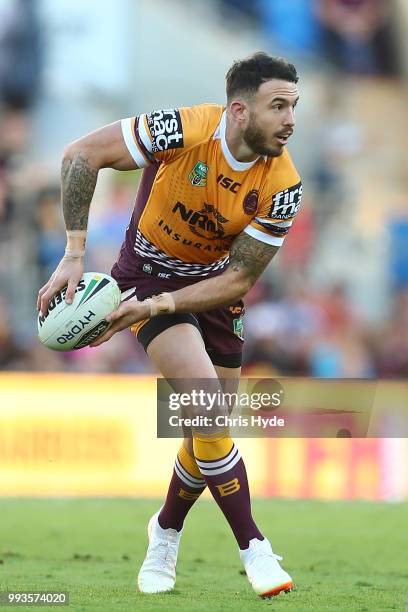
[283,107,296,127]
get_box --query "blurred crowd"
[243,279,408,378]
[218,0,402,76]
[0,0,407,378]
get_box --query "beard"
[243,115,282,158]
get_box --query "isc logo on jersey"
[269,181,303,220]
[147,109,184,152]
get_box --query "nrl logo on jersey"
[189,161,208,187]
[269,181,303,220]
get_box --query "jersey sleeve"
[244,153,303,247]
[121,104,222,167]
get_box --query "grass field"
[0,498,407,611]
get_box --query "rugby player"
[38,52,302,598]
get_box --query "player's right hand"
[37,255,84,315]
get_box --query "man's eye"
[272,105,282,111]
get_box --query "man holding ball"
[38,52,302,598]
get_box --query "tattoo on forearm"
[61,153,98,230]
[229,232,278,282]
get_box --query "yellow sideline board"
[0,374,407,500]
[0,374,268,497]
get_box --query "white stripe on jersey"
[134,230,229,277]
[121,118,149,168]
[254,218,293,228]
[244,224,285,247]
[138,114,154,154]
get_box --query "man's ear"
[228,99,250,125]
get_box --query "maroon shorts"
[111,260,244,368]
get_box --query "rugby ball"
[37,272,121,351]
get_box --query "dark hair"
[226,52,298,101]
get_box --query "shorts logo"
[243,189,259,215]
[143,263,152,274]
[269,181,302,220]
[147,109,184,152]
[233,317,244,340]
[189,161,208,187]
[216,478,241,497]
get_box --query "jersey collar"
[215,111,260,172]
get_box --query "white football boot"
[137,510,182,594]
[240,537,293,598]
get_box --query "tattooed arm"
[170,231,279,312]
[90,231,280,346]
[61,120,137,231]
[37,121,138,313]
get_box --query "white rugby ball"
[37,272,121,351]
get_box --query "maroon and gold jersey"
[116,104,302,280]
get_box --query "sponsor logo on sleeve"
[146,109,184,152]
[268,181,302,220]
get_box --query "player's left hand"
[90,300,150,347]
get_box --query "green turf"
[0,498,406,611]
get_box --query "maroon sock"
[194,437,263,550]
[158,446,206,531]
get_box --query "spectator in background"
[0,0,42,111]
[279,202,314,274]
[310,283,375,378]
[374,290,408,377]
[218,0,258,23]
[389,215,408,290]
[256,0,323,58]
[0,0,42,238]
[87,180,137,273]
[35,186,66,286]
[0,105,31,239]
[0,152,12,237]
[310,84,363,226]
[316,0,401,75]
[0,296,26,368]
[244,282,376,378]
[244,284,324,375]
